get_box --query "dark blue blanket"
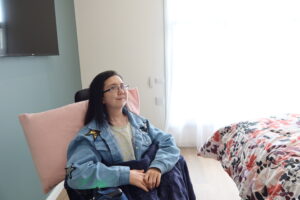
[117,143,196,200]
[65,143,196,200]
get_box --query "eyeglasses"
[103,83,129,93]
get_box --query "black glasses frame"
[103,83,129,94]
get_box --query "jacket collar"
[86,106,147,134]
[125,108,146,130]
[87,118,107,132]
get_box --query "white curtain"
[164,0,300,147]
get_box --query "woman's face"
[102,75,128,110]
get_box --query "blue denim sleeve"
[146,120,180,174]
[66,130,130,190]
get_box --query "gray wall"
[0,0,81,199]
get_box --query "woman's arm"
[145,120,180,174]
[66,137,130,190]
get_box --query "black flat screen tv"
[0,0,59,57]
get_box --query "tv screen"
[0,0,59,57]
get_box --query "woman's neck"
[107,108,128,127]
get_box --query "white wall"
[74,0,166,129]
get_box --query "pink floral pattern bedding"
[198,114,300,200]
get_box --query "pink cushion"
[19,89,140,193]
[127,88,140,115]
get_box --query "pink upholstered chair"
[19,88,140,198]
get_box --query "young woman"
[66,70,181,199]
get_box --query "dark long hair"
[84,70,123,125]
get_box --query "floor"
[57,148,241,200]
[180,148,240,200]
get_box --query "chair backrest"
[75,88,89,102]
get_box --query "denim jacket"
[66,109,180,190]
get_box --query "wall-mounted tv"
[0,0,59,57]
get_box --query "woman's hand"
[129,169,149,192]
[144,168,161,190]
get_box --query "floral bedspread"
[198,114,300,200]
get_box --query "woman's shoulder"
[69,126,90,144]
[77,125,91,136]
[67,125,91,154]
[72,119,102,141]
[127,110,148,123]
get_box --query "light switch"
[154,77,164,84]
[155,97,164,106]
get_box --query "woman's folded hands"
[129,168,161,192]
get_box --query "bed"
[198,113,300,200]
